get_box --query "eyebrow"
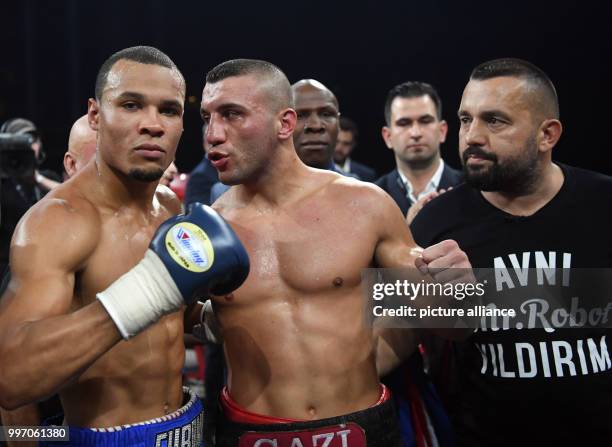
[481,109,512,120]
[116,91,146,101]
[117,91,183,110]
[218,102,247,111]
[200,102,248,117]
[160,99,183,111]
[458,108,511,119]
[396,113,435,122]
[295,104,338,112]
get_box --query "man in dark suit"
[375,82,462,222]
[374,82,462,446]
[334,116,377,181]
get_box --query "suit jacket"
[184,157,220,206]
[374,164,463,215]
[348,159,377,182]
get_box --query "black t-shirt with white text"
[411,164,612,446]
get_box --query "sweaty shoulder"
[328,173,404,217]
[210,186,236,215]
[11,192,101,273]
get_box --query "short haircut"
[470,58,559,119]
[384,81,443,125]
[94,46,184,100]
[339,116,358,141]
[205,59,292,109]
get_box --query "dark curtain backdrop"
[1,0,609,177]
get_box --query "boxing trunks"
[40,387,204,447]
[216,385,402,447]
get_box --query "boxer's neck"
[238,146,310,208]
[91,158,159,212]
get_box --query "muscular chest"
[77,210,168,305]
[232,206,377,295]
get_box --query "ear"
[438,120,448,144]
[537,119,563,153]
[88,98,100,131]
[278,108,297,141]
[63,153,77,179]
[381,126,393,150]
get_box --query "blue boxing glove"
[97,203,249,339]
[151,203,249,298]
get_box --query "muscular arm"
[370,190,425,375]
[0,199,121,410]
[370,188,472,376]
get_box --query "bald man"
[291,79,343,171]
[63,114,98,178]
[200,59,472,446]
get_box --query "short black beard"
[128,168,164,183]
[462,140,540,196]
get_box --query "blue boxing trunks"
[40,387,204,447]
[216,385,402,447]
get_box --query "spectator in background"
[334,116,377,181]
[374,82,462,447]
[0,118,62,274]
[375,82,462,224]
[63,115,98,178]
[1,118,62,191]
[291,79,351,175]
[160,161,178,187]
[184,125,221,206]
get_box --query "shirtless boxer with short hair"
[0,46,248,447]
[200,59,471,446]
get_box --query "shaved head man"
[200,58,472,446]
[64,115,98,178]
[291,79,340,169]
[203,59,293,187]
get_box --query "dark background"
[1,0,610,177]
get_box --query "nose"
[139,107,164,137]
[303,113,325,133]
[463,120,486,147]
[408,123,422,140]
[205,115,226,147]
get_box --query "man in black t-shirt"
[411,58,612,446]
